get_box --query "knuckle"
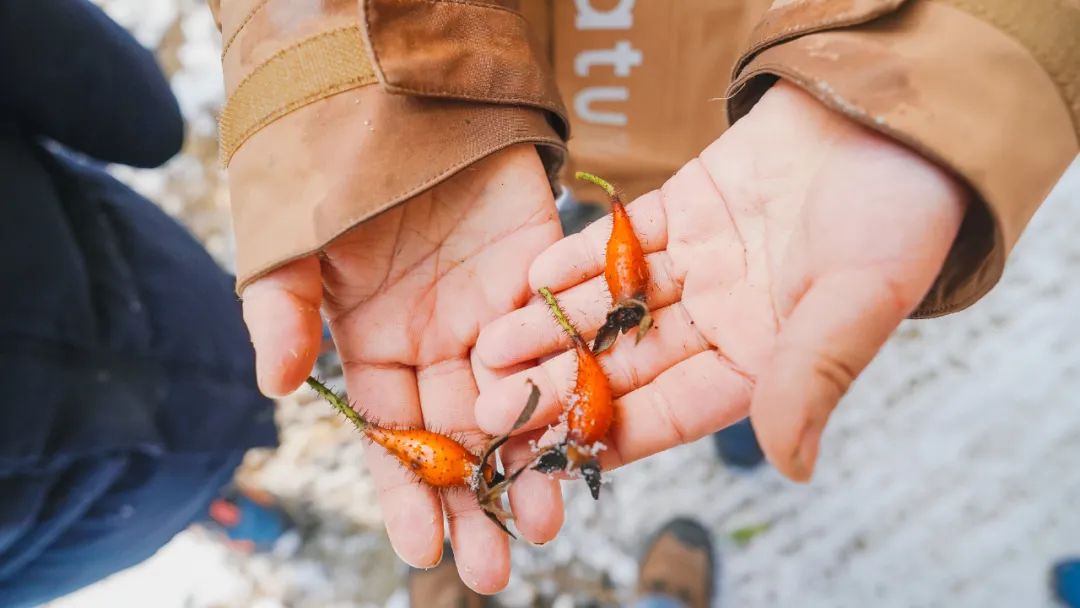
[650,386,690,446]
[605,346,640,392]
[811,351,858,407]
[878,273,920,318]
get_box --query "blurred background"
[44,1,1080,606]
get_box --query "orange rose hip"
[576,171,653,354]
[304,376,540,536]
[564,337,614,448]
[365,426,494,489]
[534,287,614,499]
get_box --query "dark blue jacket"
[0,1,276,604]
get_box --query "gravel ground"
[50,3,1080,607]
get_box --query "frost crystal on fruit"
[465,463,482,491]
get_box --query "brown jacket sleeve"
[726,0,1080,317]
[213,0,569,294]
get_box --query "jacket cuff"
[217,0,569,294]
[726,0,1079,317]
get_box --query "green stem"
[574,171,617,199]
[306,376,367,431]
[538,287,588,350]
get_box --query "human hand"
[474,81,968,494]
[239,144,565,593]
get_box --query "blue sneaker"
[712,418,765,470]
[1053,558,1080,607]
[206,486,293,553]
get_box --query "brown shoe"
[408,542,490,608]
[635,518,717,608]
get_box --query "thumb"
[241,257,323,397]
[750,271,917,482]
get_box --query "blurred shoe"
[634,517,717,608]
[1053,558,1080,607]
[206,485,293,553]
[408,542,489,608]
[712,418,765,470]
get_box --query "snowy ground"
[51,3,1080,607]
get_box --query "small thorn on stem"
[305,376,367,431]
[539,287,588,351]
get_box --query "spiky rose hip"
[365,426,493,489]
[534,287,614,499]
[305,377,492,488]
[304,376,541,536]
[576,171,653,355]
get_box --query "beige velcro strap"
[218,25,377,166]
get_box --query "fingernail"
[387,509,442,568]
[792,423,822,481]
[250,340,283,398]
[254,355,291,399]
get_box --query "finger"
[470,346,531,393]
[476,302,709,436]
[750,271,915,482]
[343,363,445,568]
[502,430,564,544]
[473,340,565,544]
[528,189,668,293]
[417,359,510,594]
[416,358,485,438]
[602,349,755,469]
[241,256,323,397]
[441,490,510,594]
[477,251,683,369]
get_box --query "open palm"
[241,144,563,593]
[474,82,967,532]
